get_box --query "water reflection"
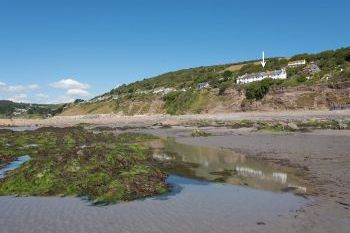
[150,139,307,194]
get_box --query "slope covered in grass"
[62,47,350,115]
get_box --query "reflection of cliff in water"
[150,139,307,193]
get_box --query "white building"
[153,87,175,95]
[197,82,210,90]
[288,59,306,67]
[236,68,287,84]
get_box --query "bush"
[191,129,211,137]
[223,70,233,78]
[296,75,307,83]
[238,58,288,76]
[244,79,276,100]
[163,91,199,115]
[218,82,231,95]
[74,99,84,104]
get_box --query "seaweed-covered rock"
[0,127,168,204]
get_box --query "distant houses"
[152,87,175,95]
[236,68,287,84]
[303,63,321,75]
[13,108,27,116]
[197,82,210,90]
[288,59,306,67]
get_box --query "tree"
[223,70,233,78]
[244,78,275,100]
[74,99,84,104]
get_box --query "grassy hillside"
[0,100,64,118]
[62,47,350,115]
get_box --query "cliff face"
[240,82,350,112]
[61,82,350,116]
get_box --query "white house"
[288,59,306,67]
[197,82,210,90]
[153,87,175,95]
[236,68,287,84]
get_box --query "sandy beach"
[1,111,350,232]
[137,126,350,233]
[1,110,350,127]
[194,131,350,233]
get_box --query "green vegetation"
[256,119,350,132]
[191,128,211,137]
[62,47,350,115]
[163,91,200,115]
[109,64,232,95]
[0,100,64,118]
[238,58,288,76]
[244,78,282,100]
[181,119,350,132]
[0,127,168,204]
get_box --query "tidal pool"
[0,126,39,132]
[0,155,31,179]
[151,138,308,194]
[0,134,309,233]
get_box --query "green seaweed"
[0,127,167,204]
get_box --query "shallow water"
[0,155,31,179]
[0,135,310,233]
[151,139,308,194]
[0,126,39,131]
[0,175,307,233]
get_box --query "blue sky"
[0,0,349,103]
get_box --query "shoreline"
[116,125,349,232]
[1,109,350,127]
[1,112,349,232]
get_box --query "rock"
[287,122,299,130]
[159,119,179,126]
[338,121,348,129]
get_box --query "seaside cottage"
[303,64,321,75]
[236,69,287,84]
[288,59,306,67]
[197,82,210,90]
[152,87,175,95]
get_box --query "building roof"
[238,69,286,80]
[197,82,210,89]
[288,59,306,65]
[303,64,321,73]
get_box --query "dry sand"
[1,110,350,127]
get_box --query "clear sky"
[0,0,349,103]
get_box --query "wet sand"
[0,176,307,233]
[1,114,350,232]
[141,127,350,233]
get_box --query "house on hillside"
[163,88,175,95]
[288,59,306,67]
[303,64,321,75]
[152,87,175,95]
[197,82,210,90]
[236,69,287,84]
[13,108,27,116]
